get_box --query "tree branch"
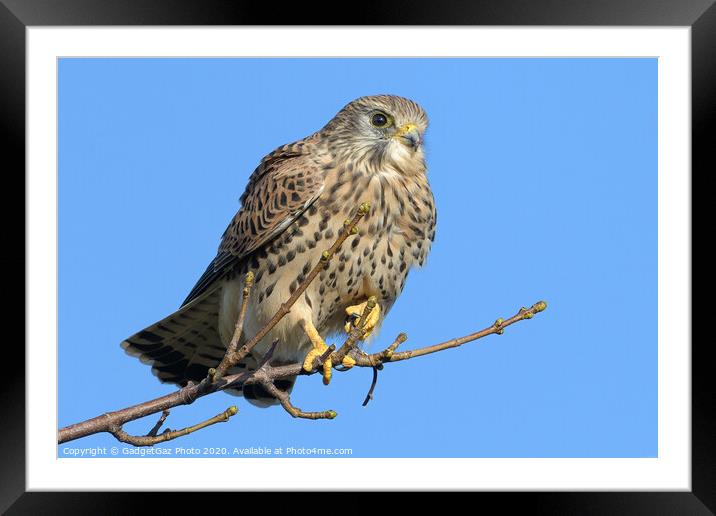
[361,366,380,407]
[350,301,548,367]
[213,270,254,381]
[57,202,548,445]
[146,409,170,437]
[332,294,377,366]
[109,406,238,447]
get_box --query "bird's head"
[320,95,429,175]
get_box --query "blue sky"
[58,58,657,458]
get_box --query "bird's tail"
[120,287,294,407]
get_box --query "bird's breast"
[308,167,436,330]
[219,165,436,362]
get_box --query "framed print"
[4,0,709,513]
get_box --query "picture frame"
[3,0,707,512]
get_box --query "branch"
[146,409,170,437]
[58,300,546,444]
[109,406,238,447]
[332,294,378,366]
[252,374,337,420]
[361,366,380,407]
[58,202,370,444]
[213,270,254,380]
[57,202,548,446]
[351,301,548,367]
[358,333,406,406]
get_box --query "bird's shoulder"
[223,133,325,254]
[238,132,324,205]
[181,133,326,306]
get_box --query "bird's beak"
[394,123,422,149]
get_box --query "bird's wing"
[182,142,324,305]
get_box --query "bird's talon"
[300,320,334,384]
[344,300,381,338]
[341,355,356,369]
[302,348,321,373]
[344,312,361,329]
[302,346,333,385]
[322,358,332,385]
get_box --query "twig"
[358,332,406,406]
[256,339,280,370]
[146,409,170,437]
[247,346,338,420]
[109,406,238,447]
[332,295,377,366]
[213,270,254,380]
[257,378,337,420]
[362,367,380,407]
[353,301,548,366]
[356,332,408,369]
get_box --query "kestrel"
[121,95,437,406]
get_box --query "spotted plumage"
[121,95,437,406]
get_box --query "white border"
[27,27,691,490]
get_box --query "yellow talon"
[341,355,356,368]
[301,320,333,385]
[344,299,381,338]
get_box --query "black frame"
[3,1,708,513]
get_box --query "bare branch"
[352,301,547,366]
[256,339,280,370]
[332,295,377,365]
[146,409,170,437]
[255,377,336,420]
[59,299,546,444]
[359,332,407,406]
[213,270,254,381]
[56,201,548,446]
[109,406,238,447]
[362,366,380,407]
[353,332,408,370]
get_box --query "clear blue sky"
[58,58,657,458]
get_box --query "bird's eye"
[370,112,390,128]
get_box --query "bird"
[121,95,437,407]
